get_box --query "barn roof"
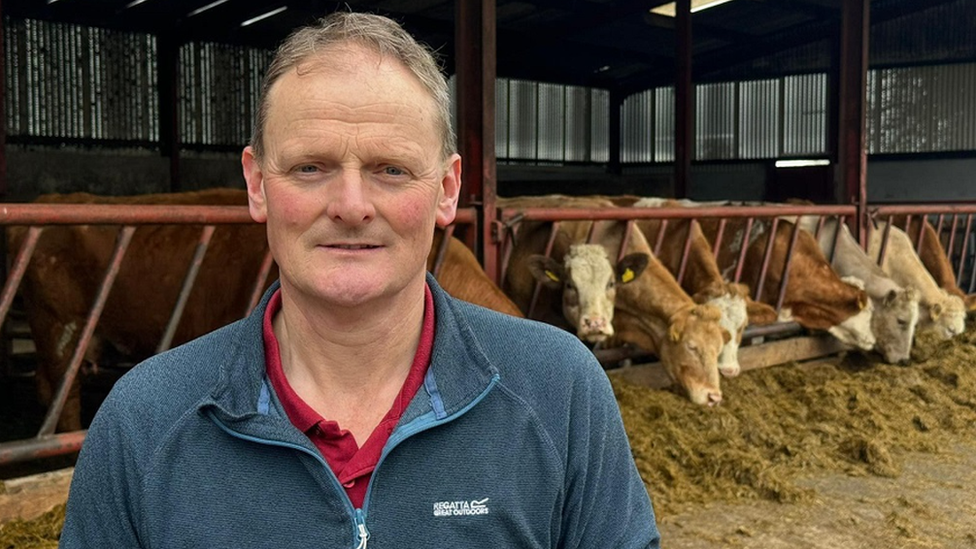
[6,0,970,95]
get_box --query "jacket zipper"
[208,413,365,548]
[360,373,500,516]
[208,372,499,548]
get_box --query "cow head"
[921,291,966,340]
[870,285,920,365]
[527,245,649,343]
[824,276,876,350]
[692,281,749,377]
[659,303,730,407]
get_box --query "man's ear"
[242,146,268,223]
[436,153,462,228]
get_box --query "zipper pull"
[354,509,370,549]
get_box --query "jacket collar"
[199,273,499,438]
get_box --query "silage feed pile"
[614,321,976,516]
[0,504,64,549]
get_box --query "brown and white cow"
[428,229,525,318]
[699,216,876,351]
[500,195,730,406]
[10,189,521,432]
[622,197,777,377]
[890,215,976,311]
[793,216,920,364]
[867,221,966,340]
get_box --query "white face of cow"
[562,245,618,342]
[705,292,748,377]
[527,245,649,343]
[826,277,876,351]
[870,286,920,365]
[922,292,967,340]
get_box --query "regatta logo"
[432,498,490,517]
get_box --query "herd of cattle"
[5,189,974,432]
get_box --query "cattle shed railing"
[496,203,856,336]
[0,203,476,466]
[1,198,974,466]
[493,201,976,374]
[871,204,976,296]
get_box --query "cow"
[524,243,648,343]
[889,215,976,311]
[866,221,966,340]
[499,195,730,406]
[620,197,778,378]
[9,189,521,432]
[428,229,525,318]
[698,216,876,351]
[792,216,920,364]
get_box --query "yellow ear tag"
[545,270,560,283]
[621,268,635,283]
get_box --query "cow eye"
[606,279,614,290]
[897,319,908,328]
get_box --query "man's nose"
[325,170,375,225]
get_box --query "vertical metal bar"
[935,213,946,250]
[877,216,893,267]
[775,221,802,312]
[246,249,275,315]
[830,215,845,264]
[753,218,780,301]
[430,225,457,278]
[955,214,972,284]
[914,217,925,257]
[156,225,215,353]
[814,214,827,239]
[676,220,695,285]
[616,220,635,263]
[902,214,912,232]
[733,217,755,284]
[947,214,960,270]
[0,226,43,327]
[711,218,726,259]
[499,221,520,285]
[653,219,669,257]
[585,219,599,244]
[528,221,560,320]
[37,225,136,437]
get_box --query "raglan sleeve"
[558,356,661,549]
[59,392,146,548]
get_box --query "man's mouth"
[330,244,379,250]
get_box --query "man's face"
[243,45,460,309]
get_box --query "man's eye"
[297,165,318,173]
[384,166,405,176]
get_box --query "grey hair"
[248,12,456,162]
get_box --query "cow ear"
[526,255,564,289]
[930,301,944,319]
[668,314,687,343]
[617,253,649,284]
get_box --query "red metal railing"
[0,204,476,465]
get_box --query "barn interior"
[2,1,976,546]
[1,0,974,204]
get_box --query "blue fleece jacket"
[60,274,660,548]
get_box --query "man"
[60,12,659,548]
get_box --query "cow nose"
[897,358,910,366]
[707,392,722,407]
[581,315,607,332]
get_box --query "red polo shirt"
[263,286,435,509]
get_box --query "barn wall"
[867,158,976,202]
[3,147,242,202]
